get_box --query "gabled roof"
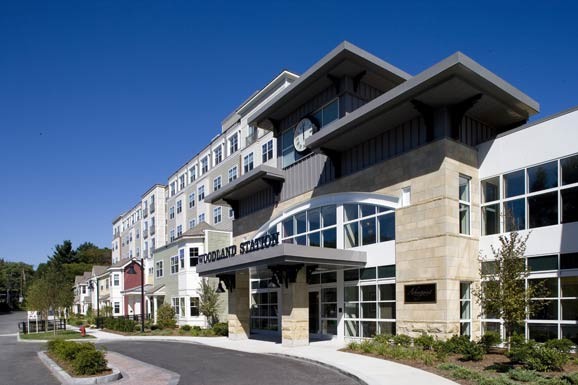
[180,221,217,238]
[108,258,137,270]
[91,265,108,277]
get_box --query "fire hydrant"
[79,325,86,337]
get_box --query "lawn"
[19,330,94,340]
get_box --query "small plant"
[373,334,393,344]
[414,333,435,350]
[347,341,360,350]
[180,325,192,332]
[561,373,578,385]
[522,346,568,372]
[438,363,461,371]
[460,341,485,362]
[71,349,107,375]
[508,368,541,382]
[212,322,228,336]
[544,338,574,353]
[449,366,480,380]
[444,335,473,354]
[480,331,502,352]
[156,304,177,329]
[392,334,412,347]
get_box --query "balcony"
[245,131,258,146]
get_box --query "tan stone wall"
[281,268,309,346]
[228,270,250,340]
[232,138,483,340]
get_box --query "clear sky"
[1,0,577,267]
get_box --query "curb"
[269,353,368,385]
[38,351,122,385]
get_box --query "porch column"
[228,270,250,340]
[153,296,158,324]
[282,268,309,347]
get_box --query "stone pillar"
[228,270,250,340]
[282,268,309,347]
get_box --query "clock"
[293,118,317,153]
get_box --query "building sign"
[404,284,436,303]
[198,232,280,265]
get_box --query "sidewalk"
[77,326,457,385]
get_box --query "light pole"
[127,259,145,333]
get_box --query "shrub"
[373,334,393,344]
[392,334,412,347]
[180,325,192,332]
[561,373,578,385]
[522,346,568,372]
[477,375,516,385]
[508,339,537,364]
[508,368,541,382]
[49,340,95,362]
[544,338,574,354]
[150,324,159,331]
[449,366,480,380]
[414,333,435,350]
[480,331,502,352]
[347,341,360,351]
[156,304,176,329]
[438,363,462,371]
[71,349,107,375]
[444,335,473,354]
[212,322,228,336]
[74,320,84,326]
[460,341,485,361]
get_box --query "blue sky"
[1,0,577,267]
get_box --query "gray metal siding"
[280,153,334,201]
[459,115,496,147]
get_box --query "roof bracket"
[268,264,304,288]
[352,70,367,92]
[411,100,435,142]
[449,94,483,139]
[216,273,236,293]
[327,74,341,94]
[263,178,283,204]
[319,147,342,178]
[223,198,239,220]
[306,265,319,284]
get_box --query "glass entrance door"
[309,291,320,334]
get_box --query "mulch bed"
[45,351,112,378]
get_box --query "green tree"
[76,243,111,265]
[25,266,74,327]
[198,278,221,327]
[474,232,546,349]
[0,259,34,310]
[48,240,78,265]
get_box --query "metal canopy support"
[263,178,283,205]
[411,99,435,142]
[268,264,304,288]
[352,70,367,92]
[223,198,239,220]
[449,94,483,140]
[318,147,341,178]
[217,273,236,293]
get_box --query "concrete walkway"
[74,327,457,385]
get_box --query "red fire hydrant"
[79,325,86,337]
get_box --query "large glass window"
[282,205,338,249]
[312,99,339,128]
[344,279,395,338]
[504,170,525,198]
[528,161,558,193]
[528,191,558,228]
[482,204,500,235]
[561,186,578,223]
[561,155,578,186]
[250,291,279,331]
[343,203,395,248]
[504,198,525,232]
[459,175,471,235]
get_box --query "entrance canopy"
[196,243,366,277]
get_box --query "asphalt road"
[0,311,59,385]
[102,341,360,385]
[0,312,359,385]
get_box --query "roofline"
[140,183,166,198]
[248,41,412,127]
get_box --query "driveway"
[0,311,59,385]
[102,341,360,385]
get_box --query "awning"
[196,243,366,276]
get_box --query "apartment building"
[193,42,578,347]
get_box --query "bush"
[212,322,228,336]
[414,333,435,350]
[102,317,136,333]
[508,339,537,364]
[48,340,95,362]
[180,325,192,332]
[561,373,578,385]
[156,304,176,329]
[544,338,574,354]
[71,349,107,375]
[373,334,393,344]
[508,368,541,382]
[150,324,159,331]
[480,331,502,352]
[444,335,473,354]
[460,341,485,361]
[74,320,84,326]
[392,334,412,347]
[522,346,568,372]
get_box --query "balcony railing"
[245,131,258,146]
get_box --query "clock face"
[293,118,316,153]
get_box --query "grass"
[20,330,94,340]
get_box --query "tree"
[0,259,34,310]
[25,266,74,326]
[198,278,221,327]
[156,304,176,329]
[76,243,111,265]
[48,240,78,266]
[474,231,546,348]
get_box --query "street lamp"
[126,258,145,333]
[88,279,99,324]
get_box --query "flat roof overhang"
[196,243,367,277]
[248,42,411,130]
[304,52,540,152]
[204,164,284,205]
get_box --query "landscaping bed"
[20,330,94,340]
[345,334,578,385]
[46,340,111,377]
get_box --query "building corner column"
[228,270,250,340]
[282,267,309,347]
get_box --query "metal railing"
[19,319,67,334]
[245,131,258,146]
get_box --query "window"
[229,133,238,155]
[459,175,471,235]
[528,161,558,193]
[198,185,205,201]
[262,140,273,163]
[170,229,175,242]
[529,192,558,228]
[343,204,395,248]
[213,207,222,224]
[213,176,222,191]
[282,205,339,248]
[170,182,176,197]
[199,213,205,223]
[504,170,525,198]
[189,192,195,208]
[189,166,197,182]
[172,298,180,317]
[169,206,175,219]
[228,166,238,183]
[82,286,86,294]
[179,175,185,190]
[243,153,254,173]
[344,278,395,338]
[200,156,209,174]
[113,274,119,286]
[155,261,163,278]
[176,200,182,214]
[189,248,199,267]
[114,302,120,314]
[214,145,223,165]
[177,225,182,237]
[189,219,196,229]
[561,186,578,224]
[312,99,339,128]
[460,282,472,337]
[190,297,200,316]
[229,208,234,219]
[179,249,185,269]
[250,291,279,332]
[170,256,179,274]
